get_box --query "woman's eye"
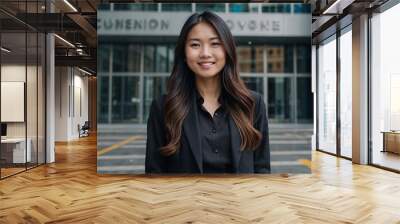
[190,43,200,48]
[211,42,221,47]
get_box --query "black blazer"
[145,91,270,174]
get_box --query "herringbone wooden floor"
[1,135,400,224]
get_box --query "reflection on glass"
[371,5,400,171]
[113,45,127,72]
[340,30,352,158]
[266,45,293,73]
[297,77,313,123]
[242,77,264,96]
[98,4,110,10]
[297,45,311,73]
[113,45,140,72]
[144,45,174,73]
[1,32,27,177]
[156,46,168,73]
[293,4,311,13]
[196,3,225,12]
[262,4,291,13]
[144,45,155,73]
[98,76,109,123]
[317,37,337,154]
[237,46,263,73]
[98,45,110,73]
[162,3,192,12]
[112,77,140,123]
[268,77,291,122]
[114,3,157,11]
[229,3,249,12]
[143,77,168,122]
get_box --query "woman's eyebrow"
[209,37,220,41]
[187,37,220,42]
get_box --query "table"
[381,131,400,154]
[1,138,31,163]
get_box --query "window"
[237,46,263,73]
[268,77,292,122]
[144,45,174,73]
[317,36,337,154]
[161,3,192,12]
[113,3,157,11]
[339,28,352,158]
[371,4,400,171]
[293,4,311,13]
[98,77,109,123]
[297,77,313,122]
[196,3,225,12]
[113,44,141,72]
[297,45,311,73]
[262,4,291,13]
[229,3,249,13]
[143,77,168,122]
[266,45,293,73]
[98,45,110,73]
[111,77,140,123]
[98,4,110,11]
[243,77,264,95]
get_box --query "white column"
[311,45,317,150]
[352,14,369,164]
[46,32,55,163]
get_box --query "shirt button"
[214,148,219,153]
[211,128,216,133]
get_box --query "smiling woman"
[145,11,270,174]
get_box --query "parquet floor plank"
[1,135,400,223]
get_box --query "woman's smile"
[185,22,226,79]
[198,61,216,69]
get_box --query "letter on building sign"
[97,19,102,30]
[225,20,234,30]
[161,20,169,30]
[260,21,270,31]
[125,19,132,30]
[237,20,246,31]
[115,19,124,30]
[272,21,280,32]
[134,20,143,30]
[248,20,256,31]
[104,19,113,30]
[149,19,158,30]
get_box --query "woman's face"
[185,22,226,79]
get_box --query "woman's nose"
[199,46,212,58]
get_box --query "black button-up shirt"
[195,90,233,173]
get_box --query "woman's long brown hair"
[161,11,262,156]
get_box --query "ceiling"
[1,0,392,74]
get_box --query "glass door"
[317,35,337,155]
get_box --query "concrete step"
[271,154,311,162]
[97,165,145,174]
[271,164,310,173]
[97,164,310,174]
[98,155,145,167]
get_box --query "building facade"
[97,3,313,126]
[97,3,313,174]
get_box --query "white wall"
[55,66,69,141]
[55,67,89,141]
